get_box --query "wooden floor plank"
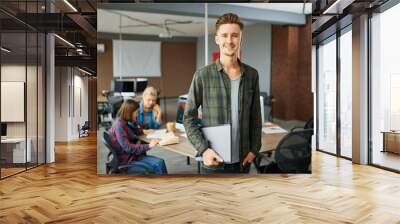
[0,134,400,223]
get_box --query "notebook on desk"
[202,124,232,163]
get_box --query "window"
[339,28,352,158]
[317,36,337,154]
[370,3,400,171]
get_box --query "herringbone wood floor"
[1,134,400,223]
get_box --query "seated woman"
[109,99,168,174]
[137,86,162,129]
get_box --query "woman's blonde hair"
[143,86,158,98]
[117,99,139,121]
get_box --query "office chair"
[78,121,90,138]
[97,102,113,128]
[254,129,313,174]
[290,117,314,144]
[291,118,313,132]
[304,118,314,130]
[103,131,154,174]
[107,95,124,118]
[260,92,275,122]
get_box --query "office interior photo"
[96,3,314,174]
[0,0,400,223]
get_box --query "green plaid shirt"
[183,59,262,163]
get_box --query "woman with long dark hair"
[109,99,167,174]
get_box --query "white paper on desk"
[147,129,168,139]
[262,127,287,134]
[175,123,186,133]
[158,132,179,146]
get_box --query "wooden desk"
[260,123,287,153]
[138,133,197,158]
[137,132,201,173]
[382,131,400,154]
[1,138,32,165]
[137,122,286,158]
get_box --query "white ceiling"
[98,3,310,38]
[98,9,221,37]
[222,3,312,15]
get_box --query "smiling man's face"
[215,23,241,58]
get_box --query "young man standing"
[183,13,262,173]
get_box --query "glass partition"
[317,36,337,155]
[339,28,352,158]
[0,1,46,179]
[38,32,46,165]
[371,3,400,171]
[27,31,38,169]
[1,30,28,177]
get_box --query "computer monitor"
[136,78,148,93]
[1,123,7,137]
[113,80,135,93]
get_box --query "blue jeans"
[127,155,168,174]
[201,162,250,174]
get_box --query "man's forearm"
[183,72,208,156]
[183,114,209,156]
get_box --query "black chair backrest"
[108,95,124,118]
[103,131,120,173]
[274,129,313,173]
[304,118,314,130]
[304,118,314,145]
[82,121,90,129]
[97,103,105,113]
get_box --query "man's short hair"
[215,13,243,33]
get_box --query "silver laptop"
[202,124,232,163]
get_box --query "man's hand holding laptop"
[202,148,256,167]
[202,148,224,166]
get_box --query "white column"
[46,33,55,163]
[352,14,369,164]
[45,0,56,163]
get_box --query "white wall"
[1,65,27,139]
[1,65,41,135]
[1,65,26,82]
[196,23,272,94]
[72,73,89,138]
[54,67,68,141]
[242,24,272,94]
[54,67,89,141]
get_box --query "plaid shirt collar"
[215,58,246,76]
